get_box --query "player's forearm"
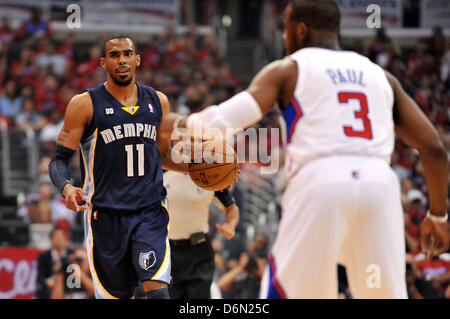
[224,204,240,229]
[49,144,76,195]
[161,149,190,173]
[418,143,448,216]
[186,91,263,133]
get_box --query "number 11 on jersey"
[125,144,144,177]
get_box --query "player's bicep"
[247,59,297,114]
[57,93,92,150]
[247,62,284,114]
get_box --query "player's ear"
[100,57,106,69]
[296,22,307,43]
[136,54,141,67]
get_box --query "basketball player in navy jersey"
[49,36,188,299]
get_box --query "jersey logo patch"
[121,106,140,115]
[148,103,154,113]
[139,251,156,271]
[105,108,114,115]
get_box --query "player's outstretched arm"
[156,91,190,173]
[185,58,298,133]
[49,92,92,213]
[386,71,449,258]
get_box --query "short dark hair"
[101,35,139,57]
[289,0,340,31]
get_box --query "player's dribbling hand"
[62,184,89,213]
[420,217,450,259]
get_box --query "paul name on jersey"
[326,68,366,87]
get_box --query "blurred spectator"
[37,156,52,185]
[51,249,95,299]
[217,233,268,298]
[404,189,427,244]
[427,26,447,65]
[75,45,102,79]
[408,41,435,80]
[0,80,23,120]
[16,7,51,40]
[0,17,15,45]
[210,62,241,93]
[141,36,162,70]
[365,28,400,68]
[414,77,432,115]
[35,75,64,115]
[411,252,450,299]
[36,37,68,77]
[177,84,206,115]
[40,109,64,156]
[10,46,37,86]
[15,98,47,132]
[22,183,75,225]
[57,33,75,71]
[36,227,74,299]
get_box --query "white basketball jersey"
[283,47,395,176]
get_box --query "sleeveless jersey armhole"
[81,89,97,142]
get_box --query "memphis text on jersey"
[99,122,157,144]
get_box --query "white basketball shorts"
[260,155,407,299]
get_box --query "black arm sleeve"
[48,144,76,195]
[214,188,235,208]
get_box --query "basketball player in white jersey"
[180,0,449,298]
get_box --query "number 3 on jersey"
[338,92,373,140]
[125,144,144,177]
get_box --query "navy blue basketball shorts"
[83,200,171,299]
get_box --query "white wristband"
[186,91,263,133]
[426,211,448,223]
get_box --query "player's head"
[100,35,141,87]
[283,0,340,54]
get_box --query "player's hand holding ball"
[62,184,89,213]
[188,139,239,192]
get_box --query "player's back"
[283,47,394,175]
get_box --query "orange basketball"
[189,139,239,191]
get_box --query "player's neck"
[104,79,138,104]
[307,38,340,50]
[306,31,340,50]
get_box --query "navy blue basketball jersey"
[80,83,166,210]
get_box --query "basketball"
[189,139,239,191]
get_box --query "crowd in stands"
[0,9,449,298]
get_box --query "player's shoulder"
[260,57,298,81]
[65,91,93,121]
[68,91,93,109]
[137,83,168,103]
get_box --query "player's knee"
[146,287,170,299]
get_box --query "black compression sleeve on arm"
[214,188,235,208]
[49,144,76,195]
